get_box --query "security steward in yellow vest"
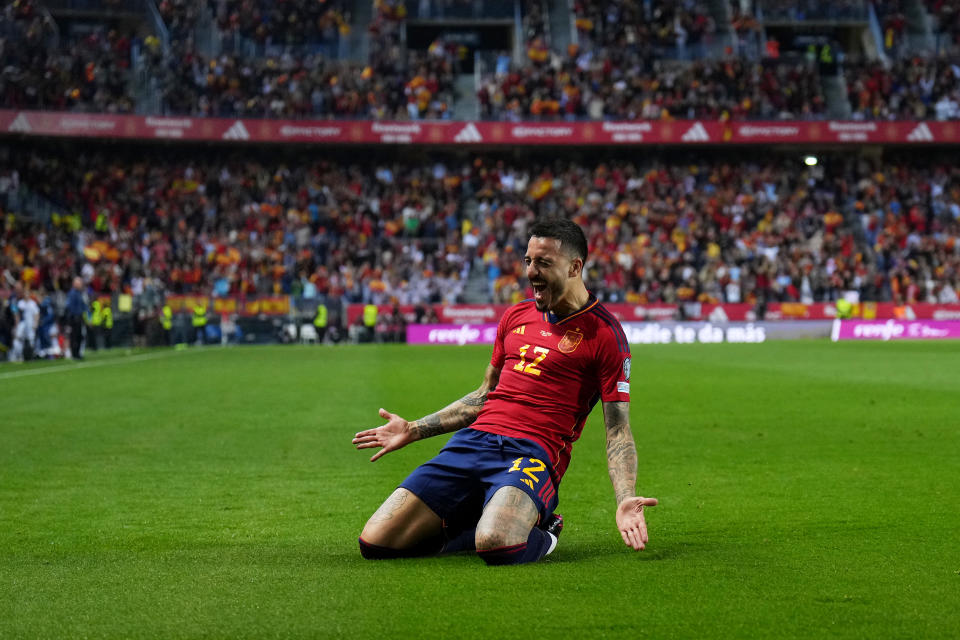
[101,303,114,349]
[836,298,853,319]
[192,302,208,345]
[160,304,173,346]
[314,303,328,344]
[87,299,103,351]
[362,304,377,343]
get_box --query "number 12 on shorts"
[508,457,546,490]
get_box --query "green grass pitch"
[1,341,958,639]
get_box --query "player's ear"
[568,257,583,278]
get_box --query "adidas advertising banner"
[3,110,959,146]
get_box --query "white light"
[804,155,818,166]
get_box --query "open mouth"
[531,280,548,301]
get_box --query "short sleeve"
[597,325,631,403]
[490,307,511,368]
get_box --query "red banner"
[3,110,960,146]
[346,303,960,325]
[166,295,290,316]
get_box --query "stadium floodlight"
[804,155,819,166]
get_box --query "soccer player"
[353,218,657,565]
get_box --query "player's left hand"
[616,496,658,551]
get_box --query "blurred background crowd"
[4,0,960,121]
[2,0,960,358]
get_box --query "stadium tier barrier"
[0,110,957,145]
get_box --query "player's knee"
[358,537,402,560]
[359,520,391,546]
[476,539,528,566]
[358,535,442,560]
[475,527,521,552]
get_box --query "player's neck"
[550,283,590,317]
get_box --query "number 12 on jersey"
[514,344,549,376]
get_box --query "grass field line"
[0,350,189,380]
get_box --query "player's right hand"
[616,496,658,551]
[352,408,416,462]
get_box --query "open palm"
[616,496,658,550]
[352,408,416,461]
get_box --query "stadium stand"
[0,1,134,112]
[1,144,470,302]
[844,56,960,120]
[207,0,351,48]
[478,57,826,120]
[3,143,958,307]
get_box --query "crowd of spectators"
[872,0,908,55]
[146,0,456,119]
[845,56,960,120]
[926,0,960,54]
[464,154,960,303]
[573,0,717,57]
[157,0,351,48]
[479,56,825,120]
[7,0,960,121]
[208,0,350,48]
[0,1,134,113]
[149,42,457,119]
[471,153,959,306]
[481,0,827,120]
[2,145,958,318]
[1,144,472,308]
[755,0,867,21]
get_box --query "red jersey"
[470,294,631,483]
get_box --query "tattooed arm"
[408,364,501,439]
[352,365,501,461]
[602,401,658,551]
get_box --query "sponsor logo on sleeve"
[617,381,630,393]
[622,357,631,381]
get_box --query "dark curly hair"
[527,217,588,262]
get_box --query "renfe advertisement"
[831,320,960,341]
[407,324,499,345]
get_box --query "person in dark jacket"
[65,277,88,360]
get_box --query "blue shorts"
[399,428,559,528]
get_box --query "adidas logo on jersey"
[681,122,710,142]
[906,123,934,142]
[512,325,526,335]
[222,120,251,140]
[8,113,31,133]
[453,122,483,143]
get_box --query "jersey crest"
[557,327,584,354]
